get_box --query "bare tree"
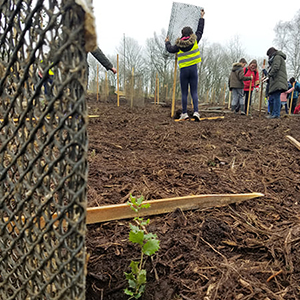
[116,36,146,92]
[274,10,300,78]
[145,29,174,99]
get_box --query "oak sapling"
[124,195,160,299]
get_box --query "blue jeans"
[268,91,281,117]
[180,64,198,113]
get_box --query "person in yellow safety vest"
[165,9,205,121]
[38,59,54,95]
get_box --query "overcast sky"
[93,0,299,59]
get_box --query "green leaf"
[141,203,150,209]
[129,224,140,232]
[136,196,144,206]
[140,219,150,227]
[128,279,137,289]
[124,288,134,296]
[134,292,143,299]
[124,272,134,281]
[144,232,157,240]
[137,269,147,285]
[129,229,144,245]
[130,261,140,274]
[143,239,160,256]
[139,284,146,294]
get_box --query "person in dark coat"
[165,9,205,121]
[228,58,252,114]
[264,47,288,119]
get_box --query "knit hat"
[289,77,295,84]
[181,26,193,37]
[266,47,277,57]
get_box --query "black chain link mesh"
[167,2,203,45]
[0,1,88,299]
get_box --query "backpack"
[244,68,257,77]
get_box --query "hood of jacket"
[275,50,286,60]
[175,33,197,49]
[231,62,243,72]
[269,50,286,62]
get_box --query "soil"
[85,94,300,300]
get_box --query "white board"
[167,2,204,45]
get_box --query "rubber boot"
[240,105,245,115]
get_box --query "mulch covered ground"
[85,94,300,300]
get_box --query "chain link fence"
[0,0,90,299]
[167,2,203,45]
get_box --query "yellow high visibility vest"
[177,40,201,69]
[40,60,54,75]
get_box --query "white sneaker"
[179,112,189,120]
[193,111,200,121]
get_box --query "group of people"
[229,48,300,119]
[163,9,299,120]
[228,58,259,115]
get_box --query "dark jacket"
[228,63,252,89]
[288,81,300,99]
[90,47,113,71]
[267,50,288,94]
[165,18,204,53]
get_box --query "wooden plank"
[3,193,263,229]
[114,90,125,96]
[175,116,225,122]
[286,135,300,151]
[199,110,231,114]
[86,193,264,224]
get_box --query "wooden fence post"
[171,54,178,117]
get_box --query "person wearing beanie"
[264,47,288,119]
[165,9,205,121]
[228,58,252,115]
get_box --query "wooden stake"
[157,76,160,105]
[211,89,215,104]
[105,72,108,101]
[223,83,226,106]
[286,135,300,151]
[289,82,296,115]
[154,73,157,104]
[228,90,232,110]
[86,193,264,224]
[96,64,99,101]
[259,59,266,117]
[131,67,134,108]
[4,193,264,229]
[246,77,252,115]
[171,54,178,117]
[175,116,225,122]
[117,54,120,107]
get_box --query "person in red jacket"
[243,59,259,114]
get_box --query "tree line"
[88,10,300,105]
